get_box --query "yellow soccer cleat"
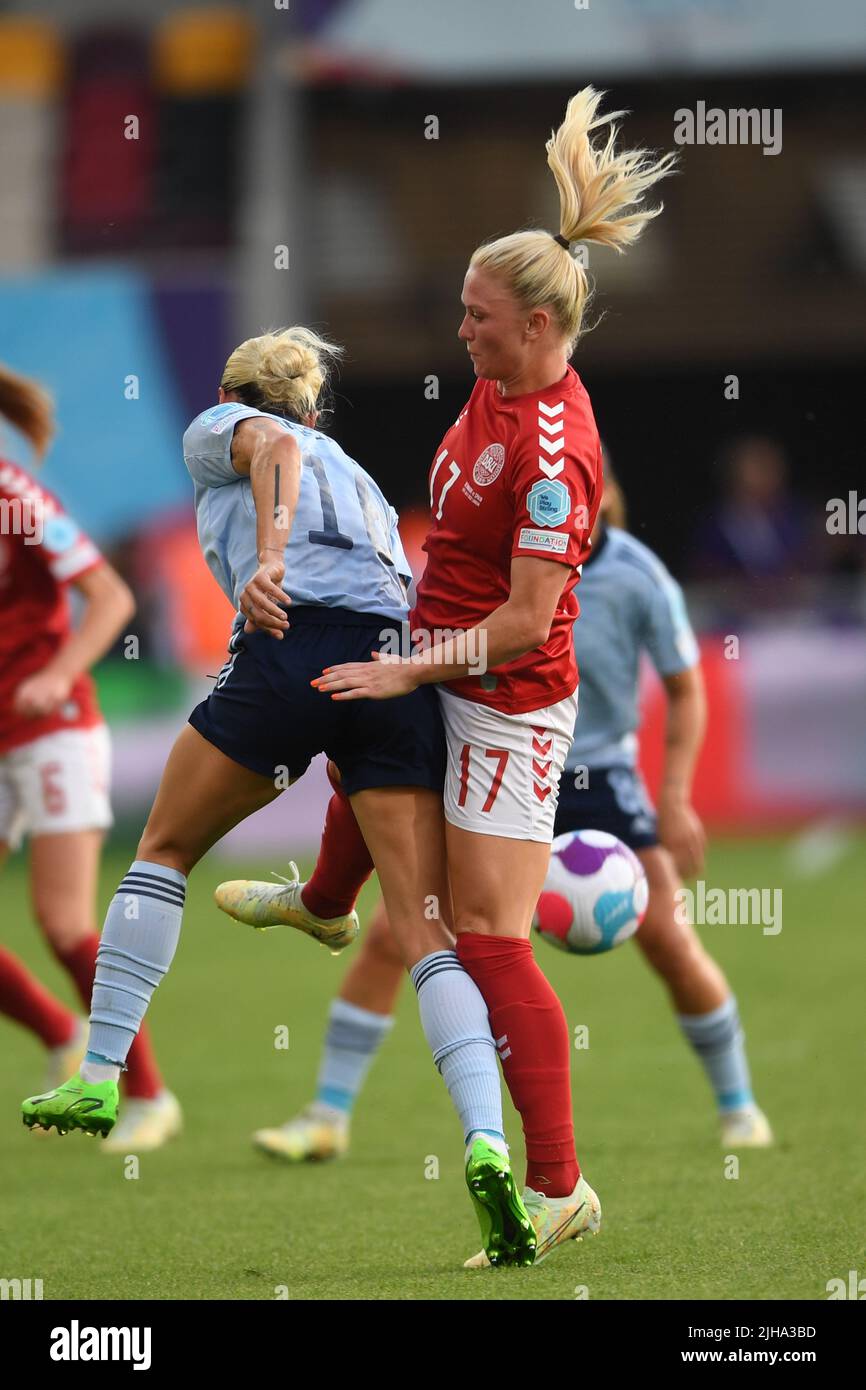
[720,1105,774,1148]
[215,864,359,956]
[252,1103,350,1162]
[29,1020,91,1140]
[43,1017,89,1094]
[100,1091,182,1154]
[463,1173,601,1269]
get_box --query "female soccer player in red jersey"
[0,365,181,1150]
[247,465,772,1209]
[267,89,677,1258]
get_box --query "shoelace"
[287,1105,341,1131]
[523,1185,577,1219]
[269,862,300,888]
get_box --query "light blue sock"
[411,950,505,1146]
[315,997,394,1114]
[86,861,186,1069]
[677,995,755,1113]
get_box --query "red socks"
[0,948,76,1048]
[301,764,374,920]
[296,765,581,1197]
[53,935,163,1100]
[456,932,580,1198]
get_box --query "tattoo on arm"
[231,415,279,469]
[274,463,281,524]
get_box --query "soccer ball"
[533,829,649,956]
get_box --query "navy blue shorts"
[188,606,445,796]
[553,764,659,851]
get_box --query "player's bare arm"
[13,562,135,720]
[314,556,567,700]
[657,663,708,878]
[231,417,301,639]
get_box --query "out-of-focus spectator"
[688,435,811,583]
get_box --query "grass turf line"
[1,836,864,1300]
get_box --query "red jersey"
[0,459,104,755]
[412,365,602,714]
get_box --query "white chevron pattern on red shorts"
[531,726,553,803]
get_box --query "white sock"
[80,1059,121,1084]
[410,950,505,1145]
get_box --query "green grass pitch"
[2,834,864,1301]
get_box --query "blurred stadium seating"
[0,0,863,848]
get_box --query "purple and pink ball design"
[532,829,649,955]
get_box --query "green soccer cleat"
[214,863,359,956]
[465,1136,537,1268]
[464,1173,602,1269]
[21,1072,118,1139]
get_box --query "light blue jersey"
[183,402,411,622]
[566,526,700,771]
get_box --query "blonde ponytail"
[470,86,676,348]
[548,88,676,253]
[0,364,55,460]
[221,326,343,424]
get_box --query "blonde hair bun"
[221,326,343,423]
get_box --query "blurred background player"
[687,434,812,587]
[555,459,772,1147]
[0,938,87,1103]
[0,364,181,1152]
[244,456,772,1169]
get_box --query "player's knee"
[34,905,91,953]
[453,908,497,937]
[136,826,196,877]
[364,905,401,963]
[637,913,703,983]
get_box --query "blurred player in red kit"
[0,364,181,1151]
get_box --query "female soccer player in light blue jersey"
[252,463,772,1185]
[21,327,536,1269]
